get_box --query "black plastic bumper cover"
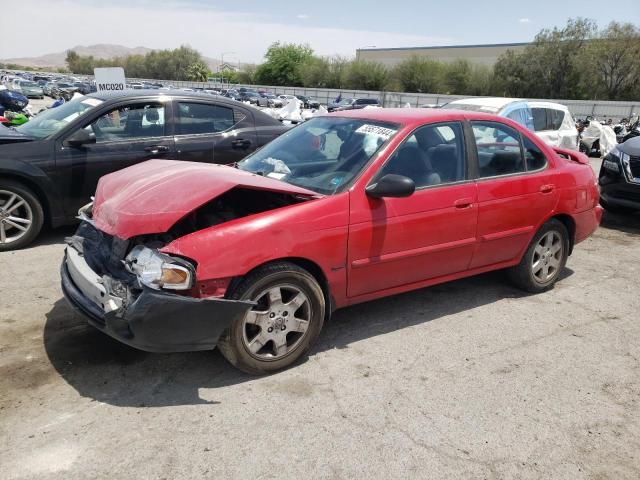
[61,259,253,353]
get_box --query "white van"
[445,97,579,150]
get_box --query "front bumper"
[61,246,253,353]
[599,167,640,210]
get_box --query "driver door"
[55,101,175,216]
[347,122,478,298]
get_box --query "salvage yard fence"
[132,77,640,122]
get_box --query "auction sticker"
[355,124,396,140]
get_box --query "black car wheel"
[507,219,569,293]
[218,261,326,375]
[0,180,44,251]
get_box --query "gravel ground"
[0,158,639,480]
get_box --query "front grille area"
[629,156,640,179]
[68,222,133,283]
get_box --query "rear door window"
[549,109,565,130]
[472,122,525,178]
[531,108,549,132]
[176,102,236,135]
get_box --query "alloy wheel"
[0,190,34,246]
[242,284,312,360]
[531,230,563,284]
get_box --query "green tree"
[254,42,314,86]
[583,22,640,100]
[342,60,388,90]
[495,18,597,99]
[235,65,256,85]
[443,59,472,94]
[185,61,211,82]
[392,56,443,93]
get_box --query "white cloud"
[519,18,531,24]
[297,14,310,20]
[0,0,453,63]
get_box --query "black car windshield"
[238,116,399,195]
[339,98,355,105]
[17,97,103,139]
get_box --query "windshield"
[238,117,399,195]
[57,83,72,88]
[17,97,103,139]
[21,81,38,87]
[339,98,355,105]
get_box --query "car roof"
[88,89,240,105]
[85,89,284,125]
[328,107,506,127]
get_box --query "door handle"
[454,198,473,209]
[144,145,169,155]
[231,139,252,149]
[540,184,555,194]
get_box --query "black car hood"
[619,136,640,157]
[0,125,33,145]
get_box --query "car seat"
[429,144,459,182]
[384,146,441,186]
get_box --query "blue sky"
[3,0,639,62]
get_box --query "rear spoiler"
[553,147,590,165]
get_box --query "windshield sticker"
[355,124,396,140]
[266,172,287,180]
[81,98,103,107]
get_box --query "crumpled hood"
[93,159,319,239]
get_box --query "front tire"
[0,180,44,251]
[507,219,569,293]
[218,262,326,375]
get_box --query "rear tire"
[0,180,44,251]
[218,262,325,375]
[507,219,569,293]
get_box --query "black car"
[327,97,380,112]
[599,136,640,213]
[295,95,320,109]
[0,90,288,250]
[236,91,261,105]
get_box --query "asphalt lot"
[1,137,640,478]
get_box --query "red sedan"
[61,109,602,374]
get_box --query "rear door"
[173,101,258,164]
[469,120,557,269]
[55,100,175,216]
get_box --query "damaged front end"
[61,220,253,353]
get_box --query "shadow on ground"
[600,209,640,235]
[44,268,573,408]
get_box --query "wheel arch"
[229,257,335,319]
[0,172,53,227]
[549,213,576,255]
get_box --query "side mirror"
[64,129,95,148]
[366,174,415,199]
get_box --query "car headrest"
[489,151,521,174]
[145,108,159,123]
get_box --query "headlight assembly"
[125,246,194,291]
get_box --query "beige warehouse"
[356,42,529,67]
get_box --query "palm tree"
[185,61,211,82]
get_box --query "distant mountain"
[1,44,223,71]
